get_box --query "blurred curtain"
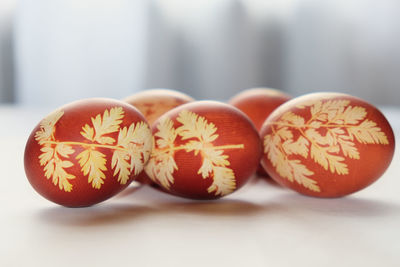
[15,0,149,107]
[286,0,400,105]
[7,0,400,106]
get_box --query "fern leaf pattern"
[145,110,244,196]
[36,110,76,192]
[81,107,123,144]
[35,107,152,192]
[76,149,107,189]
[264,99,390,192]
[112,121,152,184]
[145,117,178,189]
[35,110,64,145]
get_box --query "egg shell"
[229,88,291,177]
[124,89,194,185]
[123,89,194,126]
[145,101,262,199]
[260,92,395,198]
[24,98,153,207]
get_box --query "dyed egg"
[229,88,291,176]
[123,89,194,126]
[229,88,291,131]
[24,98,153,207]
[260,92,395,198]
[145,101,262,199]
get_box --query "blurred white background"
[0,0,399,106]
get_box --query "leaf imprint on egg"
[144,110,244,197]
[263,99,389,192]
[35,107,152,192]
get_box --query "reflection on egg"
[145,101,262,199]
[260,92,395,197]
[24,98,153,207]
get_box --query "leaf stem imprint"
[155,143,244,153]
[41,140,142,152]
[268,122,366,129]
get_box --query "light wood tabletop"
[1,105,399,267]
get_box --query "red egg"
[24,98,153,207]
[229,88,291,176]
[229,88,291,131]
[123,89,194,126]
[123,89,194,185]
[260,92,395,197]
[145,101,262,199]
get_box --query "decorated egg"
[124,89,194,185]
[260,92,395,197]
[123,89,194,126]
[229,88,291,176]
[229,88,291,131]
[24,98,153,207]
[145,101,262,199]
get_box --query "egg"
[229,88,291,176]
[260,92,395,197]
[123,89,194,185]
[229,88,291,131]
[24,98,153,207]
[123,89,194,126]
[144,101,262,199]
